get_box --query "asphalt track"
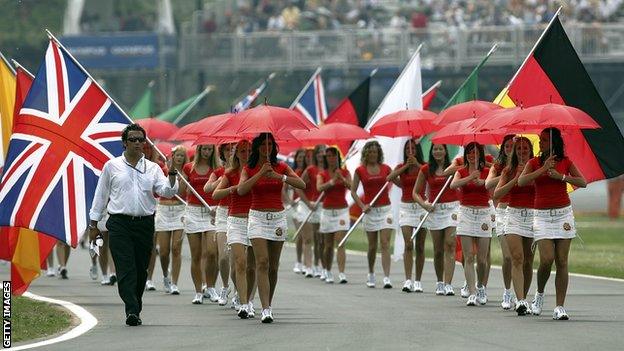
[3,240,624,351]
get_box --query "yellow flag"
[0,53,16,165]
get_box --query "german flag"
[495,14,624,183]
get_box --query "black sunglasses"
[127,137,146,143]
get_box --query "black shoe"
[60,268,68,279]
[109,275,117,286]
[126,314,139,326]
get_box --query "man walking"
[89,124,178,326]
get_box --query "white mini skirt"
[504,207,535,238]
[155,203,185,232]
[185,205,216,234]
[215,206,229,233]
[533,206,576,241]
[295,202,321,224]
[494,206,505,236]
[319,208,350,233]
[362,205,394,232]
[425,201,459,231]
[456,206,492,238]
[227,216,250,246]
[247,210,288,242]
[399,201,427,228]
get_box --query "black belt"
[109,213,154,221]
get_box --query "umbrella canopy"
[432,119,507,146]
[291,122,370,145]
[170,113,234,141]
[369,110,439,138]
[155,141,175,157]
[502,103,600,131]
[435,100,502,126]
[469,107,524,131]
[136,118,179,140]
[211,104,317,140]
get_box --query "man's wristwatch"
[88,223,96,229]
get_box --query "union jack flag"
[233,72,275,112]
[0,39,129,247]
[293,70,327,126]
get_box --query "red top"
[225,168,252,215]
[508,176,536,208]
[493,163,511,204]
[454,154,494,166]
[420,164,458,203]
[457,167,490,207]
[320,168,350,208]
[355,164,391,206]
[528,157,572,209]
[396,163,423,202]
[292,168,304,200]
[183,163,218,206]
[245,161,289,211]
[212,167,229,207]
[303,165,320,201]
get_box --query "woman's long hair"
[428,144,450,176]
[403,139,424,165]
[218,143,232,166]
[463,142,485,171]
[293,148,307,171]
[323,147,342,170]
[311,144,326,167]
[360,140,384,165]
[509,136,534,173]
[540,127,565,163]
[248,133,278,168]
[170,145,189,170]
[231,140,250,170]
[495,134,515,167]
[193,144,217,170]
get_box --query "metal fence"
[180,23,624,71]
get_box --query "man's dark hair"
[121,123,146,142]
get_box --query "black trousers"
[107,213,154,316]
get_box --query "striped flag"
[233,72,275,112]
[292,68,328,125]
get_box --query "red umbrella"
[503,103,600,131]
[369,110,439,138]
[469,107,524,131]
[155,141,175,157]
[170,113,234,141]
[431,119,507,146]
[292,123,370,144]
[211,105,317,140]
[434,100,502,126]
[136,118,179,140]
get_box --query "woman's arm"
[443,158,462,176]
[518,156,552,186]
[412,170,433,212]
[350,171,367,211]
[387,164,408,186]
[281,165,306,189]
[450,170,478,189]
[493,169,516,201]
[237,163,271,195]
[317,173,333,192]
[211,174,232,201]
[559,162,587,188]
[202,172,220,193]
[485,166,501,190]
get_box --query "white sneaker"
[163,276,172,294]
[366,273,376,288]
[402,279,413,292]
[261,308,274,323]
[170,284,180,295]
[501,289,513,310]
[515,300,529,316]
[145,280,156,291]
[248,302,255,318]
[313,266,322,278]
[383,277,393,289]
[435,282,445,295]
[100,275,111,285]
[413,281,423,293]
[293,262,302,274]
[325,271,334,284]
[460,281,470,298]
[218,287,229,306]
[238,304,249,319]
[205,287,219,302]
[531,292,544,315]
[320,269,327,281]
[477,286,487,305]
[46,267,56,277]
[89,264,98,280]
[466,294,477,306]
[444,284,455,296]
[304,267,314,278]
[231,293,240,310]
[338,272,348,284]
[192,293,203,304]
[553,306,569,320]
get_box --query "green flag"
[421,45,496,160]
[130,82,154,119]
[156,93,201,123]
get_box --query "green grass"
[295,214,624,279]
[11,296,72,343]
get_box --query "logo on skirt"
[275,228,283,236]
[387,217,393,224]
[419,215,425,221]
[339,220,346,226]
[563,223,572,231]
[481,223,489,231]
[451,214,457,221]
[491,214,496,222]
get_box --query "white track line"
[10,292,97,350]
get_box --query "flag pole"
[45,29,209,211]
[338,182,389,248]
[171,85,214,125]
[10,60,35,79]
[0,50,16,76]
[289,67,322,109]
[291,192,325,241]
[410,175,453,241]
[423,80,442,98]
[503,7,562,90]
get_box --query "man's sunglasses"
[127,137,146,143]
